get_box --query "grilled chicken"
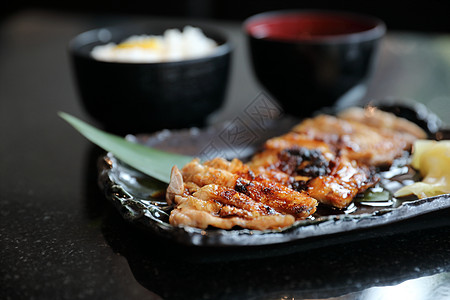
[249,133,378,209]
[292,108,426,166]
[173,159,317,218]
[167,160,316,230]
[169,179,296,230]
[306,156,377,208]
[338,106,426,141]
[166,107,427,230]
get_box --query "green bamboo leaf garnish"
[59,112,193,183]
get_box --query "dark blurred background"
[2,0,450,32]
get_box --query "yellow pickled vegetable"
[395,140,450,198]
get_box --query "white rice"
[91,26,218,63]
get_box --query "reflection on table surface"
[261,272,450,300]
[326,272,450,300]
[0,9,450,300]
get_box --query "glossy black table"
[1,9,450,300]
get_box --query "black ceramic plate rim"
[99,153,450,247]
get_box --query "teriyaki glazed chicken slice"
[166,107,427,230]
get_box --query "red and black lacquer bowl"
[244,10,386,116]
